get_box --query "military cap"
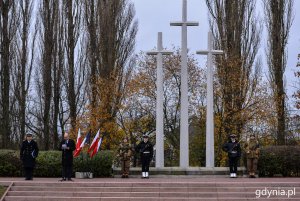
[143,134,149,138]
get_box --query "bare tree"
[11,0,37,144]
[0,0,19,148]
[84,0,100,109]
[37,0,58,150]
[264,0,294,145]
[63,0,82,131]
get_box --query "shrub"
[0,150,22,177]
[258,146,300,177]
[0,150,113,177]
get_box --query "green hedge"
[258,146,300,177]
[0,150,113,177]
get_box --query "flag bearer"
[135,134,153,179]
[20,133,39,180]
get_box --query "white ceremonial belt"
[143,152,150,154]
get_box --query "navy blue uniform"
[20,140,39,180]
[135,141,153,173]
[222,140,241,174]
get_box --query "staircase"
[2,178,300,201]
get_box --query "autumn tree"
[294,54,300,109]
[264,0,294,145]
[118,49,206,166]
[83,0,138,149]
[206,0,262,165]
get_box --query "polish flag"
[90,137,102,158]
[75,129,82,150]
[73,131,91,157]
[87,129,100,154]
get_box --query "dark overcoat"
[20,140,39,168]
[59,139,76,167]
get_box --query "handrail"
[0,182,13,201]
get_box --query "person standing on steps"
[135,134,153,179]
[59,132,76,181]
[20,133,39,180]
[118,137,133,178]
[244,133,260,178]
[222,134,241,178]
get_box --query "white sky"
[133,0,300,106]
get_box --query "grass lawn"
[0,186,7,197]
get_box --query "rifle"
[228,139,242,154]
[140,143,150,153]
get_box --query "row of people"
[20,132,259,180]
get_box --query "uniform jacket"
[244,139,260,159]
[222,140,241,158]
[135,141,153,159]
[20,140,39,168]
[59,139,76,166]
[118,143,133,161]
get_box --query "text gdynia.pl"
[255,187,296,198]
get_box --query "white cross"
[170,0,198,168]
[147,32,173,168]
[196,31,223,168]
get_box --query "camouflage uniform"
[118,141,132,178]
[244,137,260,178]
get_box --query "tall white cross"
[147,32,173,168]
[170,0,198,168]
[196,31,223,168]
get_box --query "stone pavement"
[0,176,299,201]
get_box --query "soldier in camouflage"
[118,137,133,178]
[244,133,260,178]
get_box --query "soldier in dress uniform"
[20,133,39,180]
[244,133,260,178]
[135,134,153,179]
[222,134,241,178]
[59,132,76,181]
[118,137,133,178]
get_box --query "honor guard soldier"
[222,134,241,178]
[244,133,260,178]
[135,134,153,179]
[20,133,39,180]
[118,137,133,178]
[59,132,76,181]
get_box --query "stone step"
[11,181,300,187]
[5,191,258,197]
[4,180,299,201]
[8,186,300,193]
[4,196,299,201]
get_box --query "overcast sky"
[132,0,300,105]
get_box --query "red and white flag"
[90,137,102,158]
[75,128,82,150]
[87,129,100,154]
[74,130,91,157]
